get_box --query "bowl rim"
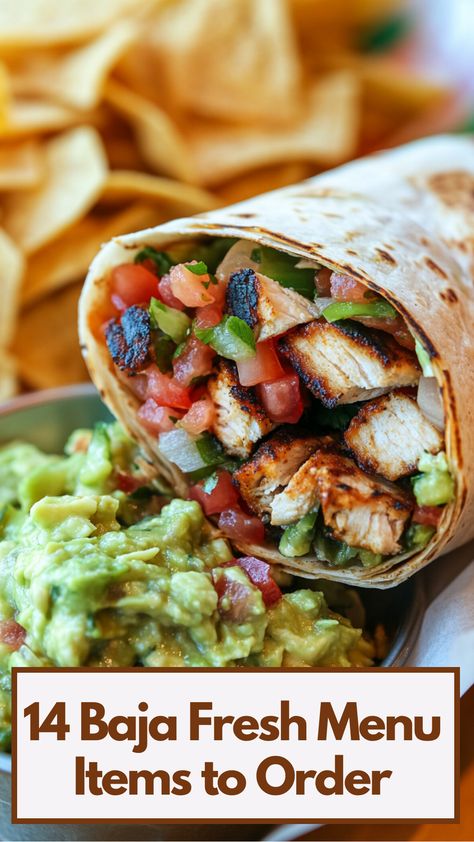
[0,384,425,774]
[0,383,98,418]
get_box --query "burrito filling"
[99,238,454,570]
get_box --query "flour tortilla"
[79,134,474,588]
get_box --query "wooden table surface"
[302,685,474,842]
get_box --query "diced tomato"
[140,257,158,275]
[208,277,227,307]
[356,315,415,350]
[236,340,284,387]
[110,263,158,311]
[193,302,223,330]
[189,383,208,402]
[124,373,148,400]
[212,571,254,623]
[234,556,282,607]
[157,273,186,311]
[173,336,215,387]
[180,396,215,435]
[137,399,183,434]
[146,365,192,409]
[257,371,303,424]
[315,267,332,296]
[218,506,265,544]
[412,505,443,527]
[330,272,373,303]
[190,470,240,516]
[115,471,144,494]
[0,619,26,650]
[169,263,215,307]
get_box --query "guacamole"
[0,423,374,750]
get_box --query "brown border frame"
[11,666,460,826]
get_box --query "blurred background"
[0,0,474,402]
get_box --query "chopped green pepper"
[358,549,383,568]
[186,435,238,481]
[313,531,359,567]
[195,433,226,466]
[154,335,175,373]
[252,245,316,299]
[279,511,318,557]
[415,338,434,376]
[322,299,397,323]
[194,315,256,360]
[149,297,191,345]
[404,523,435,551]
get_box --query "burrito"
[79,134,474,588]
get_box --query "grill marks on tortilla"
[105,305,153,373]
[428,170,474,211]
[375,247,396,265]
[278,319,420,407]
[424,256,448,279]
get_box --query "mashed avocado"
[0,423,373,750]
[412,451,455,507]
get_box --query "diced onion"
[158,429,207,472]
[310,296,335,314]
[215,239,260,282]
[417,376,444,431]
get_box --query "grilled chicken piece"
[208,360,275,457]
[270,450,324,526]
[344,391,443,481]
[226,268,320,341]
[105,305,153,374]
[278,319,420,407]
[233,429,321,517]
[314,451,413,556]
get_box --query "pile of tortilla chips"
[0,0,449,399]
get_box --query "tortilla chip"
[290,0,409,29]
[0,99,78,139]
[100,170,218,212]
[361,62,448,114]
[0,350,17,402]
[0,62,11,128]
[216,163,314,204]
[187,72,360,186]
[2,126,108,253]
[0,0,151,47]
[21,202,165,307]
[149,0,301,124]
[104,79,195,182]
[0,140,44,190]
[0,228,24,348]
[11,22,138,110]
[13,283,89,390]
